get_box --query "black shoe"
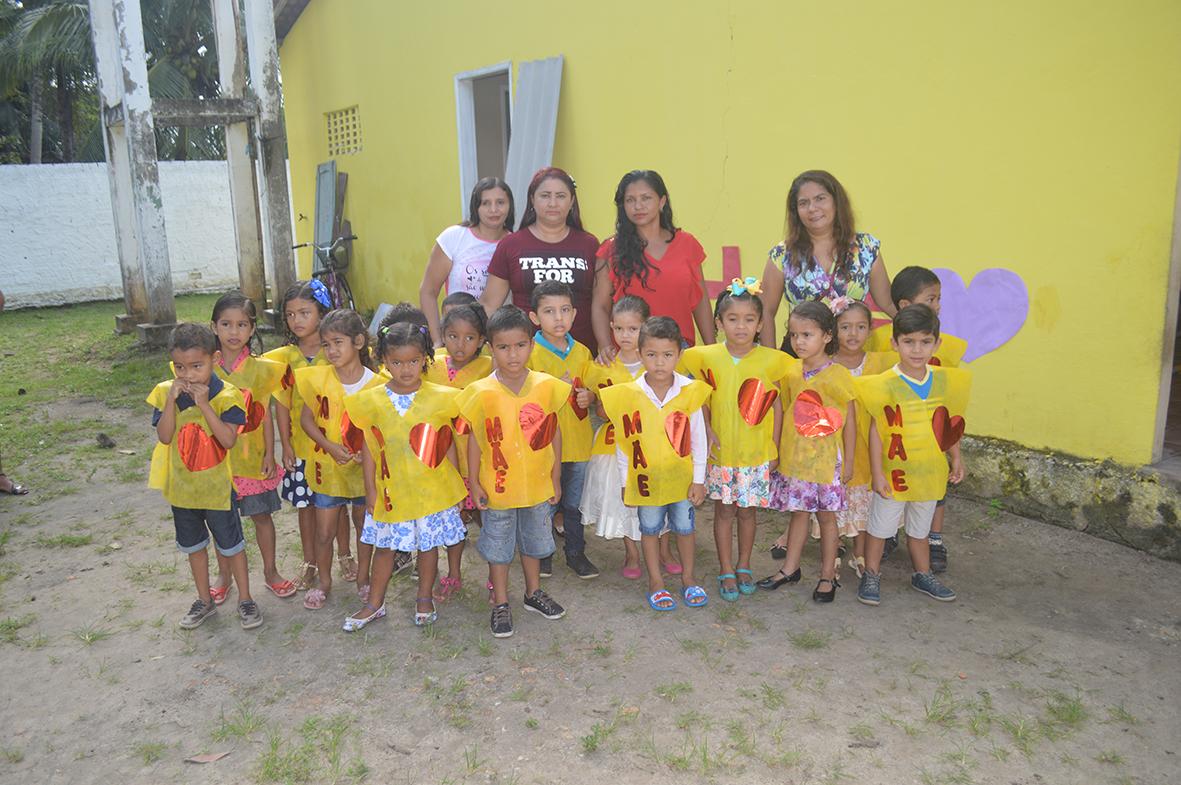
[538,556,553,578]
[769,543,787,561]
[882,535,898,561]
[812,577,840,603]
[490,603,513,638]
[523,589,566,619]
[566,552,600,579]
[930,540,948,573]
[756,567,801,590]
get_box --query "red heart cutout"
[280,366,294,390]
[176,422,227,472]
[369,426,386,449]
[793,389,843,438]
[931,406,965,451]
[408,422,453,468]
[453,417,471,436]
[664,411,691,457]
[737,378,778,426]
[519,403,558,451]
[569,376,589,420]
[928,357,943,367]
[316,394,330,419]
[340,412,364,454]
[239,389,265,434]
[702,368,717,390]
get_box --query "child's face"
[443,318,483,365]
[285,297,321,340]
[788,316,831,361]
[611,311,644,354]
[716,299,762,347]
[322,329,364,368]
[171,348,217,386]
[836,310,870,353]
[892,330,940,371]
[640,337,681,384]
[529,295,575,341]
[383,344,425,391]
[901,283,941,314]
[212,306,254,359]
[489,327,533,377]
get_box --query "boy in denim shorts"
[457,306,572,638]
[147,323,262,630]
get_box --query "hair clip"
[307,279,332,309]
[727,277,763,297]
[419,326,428,335]
[379,325,390,335]
[829,295,853,316]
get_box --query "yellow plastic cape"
[777,362,857,484]
[262,344,328,461]
[293,366,385,498]
[147,379,245,510]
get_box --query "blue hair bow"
[308,279,333,309]
[727,277,763,297]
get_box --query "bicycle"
[293,234,357,311]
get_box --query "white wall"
[0,162,241,309]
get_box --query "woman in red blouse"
[594,170,715,362]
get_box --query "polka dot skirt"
[281,459,311,508]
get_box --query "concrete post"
[90,0,177,344]
[211,0,267,315]
[243,0,297,320]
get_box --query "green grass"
[36,533,93,548]
[1095,750,1125,765]
[211,702,267,742]
[72,623,115,646]
[0,615,34,644]
[134,741,167,765]
[787,629,831,650]
[254,714,365,784]
[1,747,23,764]
[654,682,693,702]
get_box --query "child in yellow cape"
[601,317,712,612]
[425,299,493,601]
[340,317,468,630]
[147,323,261,630]
[679,279,794,602]
[205,292,294,604]
[582,296,688,578]
[294,309,386,611]
[456,306,571,639]
[263,281,331,592]
[855,304,971,607]
[864,266,967,573]
[760,302,856,603]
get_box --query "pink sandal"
[303,588,327,610]
[209,583,232,605]
[662,561,684,576]
[434,576,461,602]
[621,565,643,580]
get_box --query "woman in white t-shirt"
[419,178,515,346]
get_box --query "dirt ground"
[0,400,1178,785]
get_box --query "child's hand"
[706,427,720,455]
[351,451,363,464]
[688,483,706,506]
[188,382,210,407]
[948,455,965,484]
[872,472,892,499]
[549,481,563,507]
[281,446,296,472]
[168,380,189,401]
[328,444,352,465]
[261,454,277,480]
[768,458,779,475]
[470,482,489,511]
[574,386,594,410]
[841,462,853,484]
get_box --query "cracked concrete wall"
[0,162,240,309]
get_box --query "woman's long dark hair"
[462,177,515,233]
[610,170,678,294]
[518,167,583,232]
[784,169,856,278]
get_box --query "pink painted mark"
[705,246,744,298]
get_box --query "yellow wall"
[279,0,1181,465]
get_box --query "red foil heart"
[931,406,965,451]
[664,411,691,457]
[928,357,943,367]
[280,367,294,390]
[340,412,364,454]
[737,378,778,426]
[316,394,330,419]
[569,376,589,420]
[239,389,265,434]
[518,403,558,451]
[369,426,386,449]
[793,389,843,438]
[408,422,453,468]
[176,422,227,472]
[453,417,471,435]
[703,368,717,390]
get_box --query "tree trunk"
[28,77,43,164]
[56,64,75,162]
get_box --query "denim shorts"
[237,488,282,517]
[312,492,366,510]
[637,500,695,536]
[172,505,245,557]
[477,501,555,564]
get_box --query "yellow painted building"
[277,1,1181,467]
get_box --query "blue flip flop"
[717,573,739,602]
[682,585,709,608]
[647,589,677,611]
[735,568,757,595]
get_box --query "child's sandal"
[434,576,461,602]
[414,597,437,626]
[303,588,327,610]
[735,568,757,595]
[293,562,318,591]
[717,573,740,602]
[342,603,386,632]
[647,589,677,612]
[682,585,709,608]
[339,555,359,583]
[209,582,232,606]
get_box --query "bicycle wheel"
[319,271,342,310]
[336,274,355,311]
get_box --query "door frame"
[453,61,513,215]
[1152,146,1181,464]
